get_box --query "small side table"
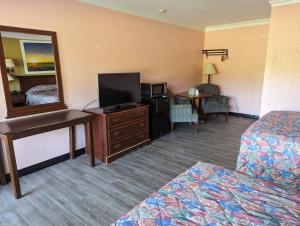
[176,92,212,120]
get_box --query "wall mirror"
[0,26,66,118]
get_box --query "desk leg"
[84,121,95,167]
[2,135,21,199]
[69,126,76,159]
[0,140,7,185]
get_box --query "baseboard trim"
[5,148,86,183]
[229,112,259,119]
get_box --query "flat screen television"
[98,73,141,110]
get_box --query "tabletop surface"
[84,103,148,116]
[0,109,92,135]
[176,92,211,99]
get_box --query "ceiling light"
[159,9,167,14]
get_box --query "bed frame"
[16,75,57,93]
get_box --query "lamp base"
[208,74,211,84]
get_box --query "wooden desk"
[176,92,211,116]
[0,109,95,199]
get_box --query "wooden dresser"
[85,104,150,163]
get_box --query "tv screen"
[98,73,141,108]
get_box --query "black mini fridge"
[141,96,171,140]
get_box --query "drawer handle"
[113,131,120,136]
[139,134,145,139]
[113,118,120,123]
[114,144,121,149]
[139,123,145,127]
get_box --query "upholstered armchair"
[196,84,229,122]
[168,91,199,132]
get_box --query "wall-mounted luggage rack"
[202,49,228,61]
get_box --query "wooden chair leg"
[225,112,229,122]
[203,113,207,123]
[171,123,174,132]
[195,123,199,133]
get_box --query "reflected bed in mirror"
[14,75,58,107]
[0,26,66,118]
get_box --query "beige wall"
[260,4,300,115]
[3,38,25,91]
[2,38,25,75]
[203,25,269,116]
[0,0,204,170]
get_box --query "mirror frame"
[0,25,66,118]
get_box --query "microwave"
[141,83,168,98]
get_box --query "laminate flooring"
[0,116,255,226]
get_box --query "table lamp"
[5,59,15,73]
[203,63,217,84]
[7,73,15,81]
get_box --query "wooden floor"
[0,116,254,226]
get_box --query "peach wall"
[0,0,204,170]
[203,25,269,116]
[260,4,300,115]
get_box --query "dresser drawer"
[108,120,148,142]
[107,108,148,128]
[109,131,148,155]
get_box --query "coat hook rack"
[202,49,228,61]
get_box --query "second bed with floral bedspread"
[237,111,300,191]
[113,162,300,225]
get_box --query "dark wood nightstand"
[11,93,26,107]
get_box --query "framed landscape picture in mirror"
[20,40,56,74]
[0,26,66,118]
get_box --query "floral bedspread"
[237,111,300,191]
[113,162,300,226]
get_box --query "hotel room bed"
[25,84,59,106]
[237,111,300,191]
[113,162,300,225]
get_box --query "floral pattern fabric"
[237,111,300,191]
[113,162,300,226]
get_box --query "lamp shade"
[5,59,15,68]
[203,63,217,75]
[7,73,15,81]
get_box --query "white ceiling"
[78,0,271,31]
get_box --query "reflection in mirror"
[1,31,59,107]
